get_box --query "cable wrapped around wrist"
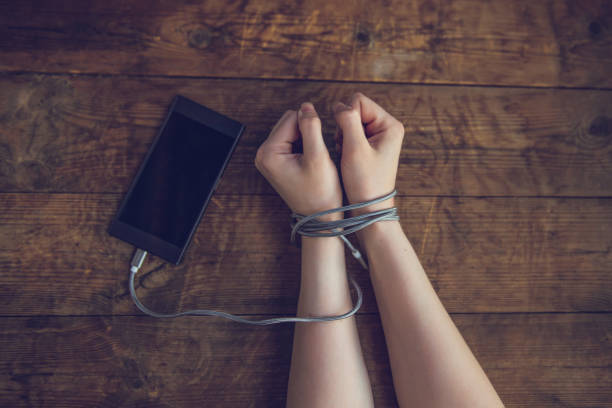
[290,190,399,269]
[290,190,399,242]
[128,190,399,325]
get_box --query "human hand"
[333,93,404,213]
[255,103,343,218]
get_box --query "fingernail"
[333,101,351,113]
[300,102,315,113]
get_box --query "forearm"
[359,220,503,408]
[286,234,373,408]
[295,235,352,314]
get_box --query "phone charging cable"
[128,190,399,325]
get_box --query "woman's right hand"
[333,93,405,213]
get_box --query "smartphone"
[108,95,245,264]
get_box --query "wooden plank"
[0,0,611,87]
[1,193,610,315]
[0,313,609,407]
[1,75,611,197]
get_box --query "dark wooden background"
[1,0,611,407]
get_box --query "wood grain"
[1,2,611,407]
[0,0,611,88]
[1,193,610,315]
[1,75,611,196]
[0,313,610,407]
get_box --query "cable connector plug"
[130,249,147,273]
[350,248,368,269]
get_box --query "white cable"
[129,266,362,325]
[128,190,398,324]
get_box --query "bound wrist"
[297,210,344,242]
[350,197,395,217]
[316,212,343,222]
[291,201,344,221]
[356,218,402,244]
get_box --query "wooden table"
[1,1,611,406]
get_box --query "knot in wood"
[355,28,373,47]
[577,115,612,149]
[188,28,212,49]
[588,21,602,38]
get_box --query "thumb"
[333,101,370,154]
[297,102,327,160]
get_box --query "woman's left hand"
[255,102,342,216]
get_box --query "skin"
[255,94,503,407]
[255,104,373,407]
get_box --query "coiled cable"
[129,190,398,325]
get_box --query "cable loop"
[291,190,398,240]
[129,190,399,324]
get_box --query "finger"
[333,101,369,153]
[268,110,292,136]
[266,110,299,153]
[350,92,398,134]
[297,102,327,160]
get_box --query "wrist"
[356,218,402,246]
[300,210,344,242]
[316,211,343,223]
[350,197,395,217]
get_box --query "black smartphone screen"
[109,96,245,264]
[118,112,233,248]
